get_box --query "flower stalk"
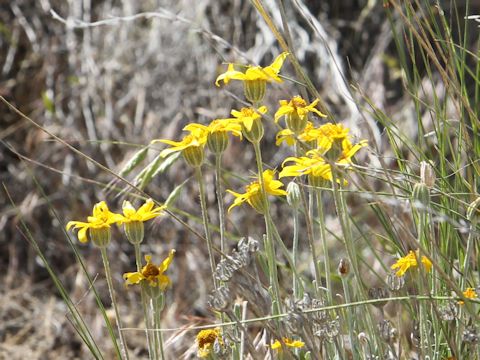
[195,166,218,289]
[100,247,130,360]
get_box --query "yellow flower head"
[458,287,478,305]
[66,201,123,243]
[271,337,305,350]
[275,121,318,146]
[123,250,175,290]
[274,96,326,123]
[227,169,287,213]
[152,124,208,158]
[390,250,432,277]
[215,52,289,86]
[196,328,222,358]
[230,106,268,132]
[187,119,243,138]
[118,198,165,224]
[313,123,351,154]
[280,153,332,181]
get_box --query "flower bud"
[182,145,204,167]
[242,117,264,143]
[420,161,435,188]
[244,79,266,104]
[286,182,301,209]
[338,258,350,277]
[90,227,111,248]
[124,221,144,245]
[207,131,229,154]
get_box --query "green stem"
[215,154,227,257]
[341,277,358,360]
[252,141,282,314]
[307,187,321,297]
[134,244,155,359]
[100,247,130,360]
[292,207,300,299]
[330,168,383,354]
[154,296,166,360]
[315,188,332,303]
[195,166,218,289]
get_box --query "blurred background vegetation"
[1,0,479,358]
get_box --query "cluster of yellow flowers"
[67,199,175,291]
[153,52,368,216]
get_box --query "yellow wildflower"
[186,119,243,138]
[66,201,123,244]
[196,328,222,358]
[117,199,165,245]
[458,287,478,305]
[153,124,208,158]
[271,337,305,350]
[118,198,164,224]
[275,96,326,133]
[227,169,287,213]
[183,119,243,153]
[215,52,289,86]
[280,154,332,181]
[123,250,175,290]
[230,106,268,132]
[275,121,319,146]
[153,124,208,167]
[391,250,432,277]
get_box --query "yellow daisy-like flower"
[123,250,175,290]
[275,121,318,146]
[196,328,222,358]
[66,201,123,244]
[118,198,164,224]
[274,96,326,122]
[153,125,209,167]
[313,123,351,154]
[215,52,289,86]
[270,337,305,350]
[187,119,243,154]
[186,119,243,138]
[153,125,208,158]
[280,154,332,180]
[390,250,432,277]
[227,169,287,213]
[458,288,478,305]
[230,106,268,132]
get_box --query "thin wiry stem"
[134,244,155,359]
[215,154,227,258]
[195,166,218,289]
[252,141,282,315]
[99,247,130,360]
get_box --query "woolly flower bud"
[420,160,436,188]
[286,182,301,209]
